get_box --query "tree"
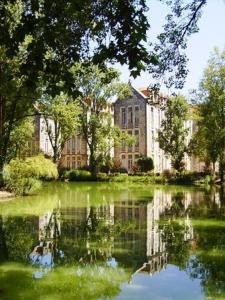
[136,156,154,172]
[149,0,207,89]
[0,0,214,170]
[0,0,150,170]
[157,95,189,172]
[192,48,225,182]
[71,63,134,177]
[37,93,80,163]
[6,117,34,161]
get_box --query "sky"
[118,0,225,97]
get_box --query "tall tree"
[0,0,214,170]
[37,93,80,163]
[71,64,134,177]
[192,48,225,182]
[157,95,189,172]
[0,0,150,170]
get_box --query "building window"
[128,130,133,152]
[77,135,81,153]
[127,107,133,128]
[67,157,70,169]
[151,130,154,152]
[67,140,71,154]
[134,106,139,128]
[151,107,154,128]
[158,109,161,129]
[121,139,126,152]
[72,156,76,168]
[135,130,139,151]
[77,156,81,168]
[121,154,126,168]
[45,138,48,153]
[128,154,133,170]
[121,107,126,128]
[72,137,76,154]
[134,154,140,162]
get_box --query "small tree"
[192,48,225,183]
[136,157,154,172]
[7,117,34,161]
[157,95,189,173]
[38,93,80,163]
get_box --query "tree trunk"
[219,158,224,184]
[89,147,97,179]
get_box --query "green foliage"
[158,95,189,172]
[71,63,134,177]
[38,93,80,162]
[0,263,128,300]
[64,169,93,182]
[149,0,207,89]
[3,155,58,195]
[136,156,154,172]
[191,48,225,182]
[7,117,34,160]
[0,0,150,170]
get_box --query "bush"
[111,167,128,174]
[136,157,154,172]
[63,169,93,181]
[3,155,58,195]
[162,169,174,178]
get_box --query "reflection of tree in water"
[158,192,193,269]
[0,216,38,262]
[58,205,137,266]
[186,224,225,299]
[163,188,225,299]
[29,208,64,278]
[166,192,186,217]
[159,219,192,269]
[187,187,225,219]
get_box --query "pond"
[0,182,225,300]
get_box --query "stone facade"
[60,134,88,169]
[114,87,171,172]
[28,115,54,157]
[31,87,204,172]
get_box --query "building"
[114,87,204,173]
[28,115,54,157]
[60,133,88,169]
[114,87,171,172]
[31,86,204,173]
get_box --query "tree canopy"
[191,48,225,182]
[157,95,189,172]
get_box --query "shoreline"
[0,190,15,201]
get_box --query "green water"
[0,182,225,300]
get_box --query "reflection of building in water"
[29,209,63,278]
[37,189,195,275]
[133,189,194,276]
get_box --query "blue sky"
[118,0,225,97]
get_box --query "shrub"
[111,167,128,174]
[162,169,174,178]
[136,157,154,172]
[63,169,93,181]
[3,155,58,195]
[110,174,128,182]
[132,164,140,173]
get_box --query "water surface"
[0,182,225,300]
